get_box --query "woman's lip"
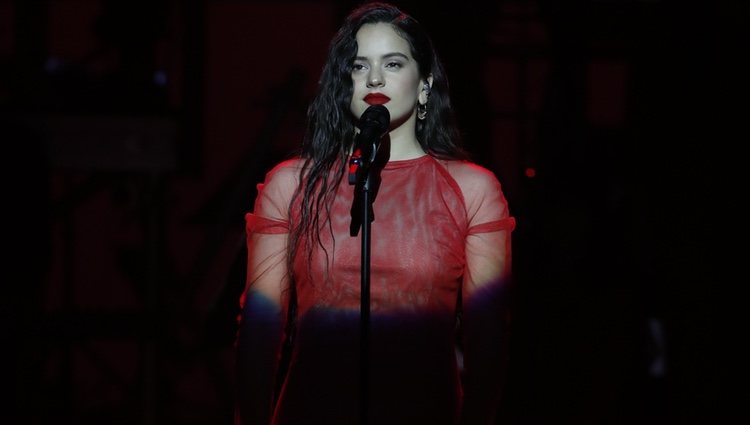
[364,93,390,105]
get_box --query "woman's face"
[350,22,425,130]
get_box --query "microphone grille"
[362,104,390,130]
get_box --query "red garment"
[246,154,514,425]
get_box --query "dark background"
[1,0,737,424]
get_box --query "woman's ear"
[419,75,434,105]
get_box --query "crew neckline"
[384,154,431,170]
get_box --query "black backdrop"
[1,0,735,424]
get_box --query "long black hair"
[288,2,467,282]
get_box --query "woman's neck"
[386,115,426,161]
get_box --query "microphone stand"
[349,141,382,425]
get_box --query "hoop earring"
[417,102,428,120]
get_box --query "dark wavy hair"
[288,2,467,284]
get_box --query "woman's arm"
[460,228,513,425]
[455,164,515,425]
[235,229,290,425]
[235,161,299,425]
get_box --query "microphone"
[355,104,390,161]
[349,105,389,185]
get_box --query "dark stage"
[1,0,734,424]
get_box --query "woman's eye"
[352,63,366,71]
[386,61,402,69]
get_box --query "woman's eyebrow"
[354,52,410,61]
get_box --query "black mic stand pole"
[349,145,377,425]
[359,170,373,425]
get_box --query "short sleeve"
[438,160,514,295]
[245,159,301,235]
[467,217,516,235]
[442,161,514,235]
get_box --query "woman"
[236,3,515,424]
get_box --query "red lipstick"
[364,93,390,105]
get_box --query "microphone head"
[359,104,390,135]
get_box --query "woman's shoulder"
[265,157,304,179]
[435,158,511,224]
[255,157,304,205]
[435,158,501,190]
[260,157,305,187]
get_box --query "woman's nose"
[367,70,384,87]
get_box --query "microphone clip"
[348,138,379,186]
[348,148,364,185]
